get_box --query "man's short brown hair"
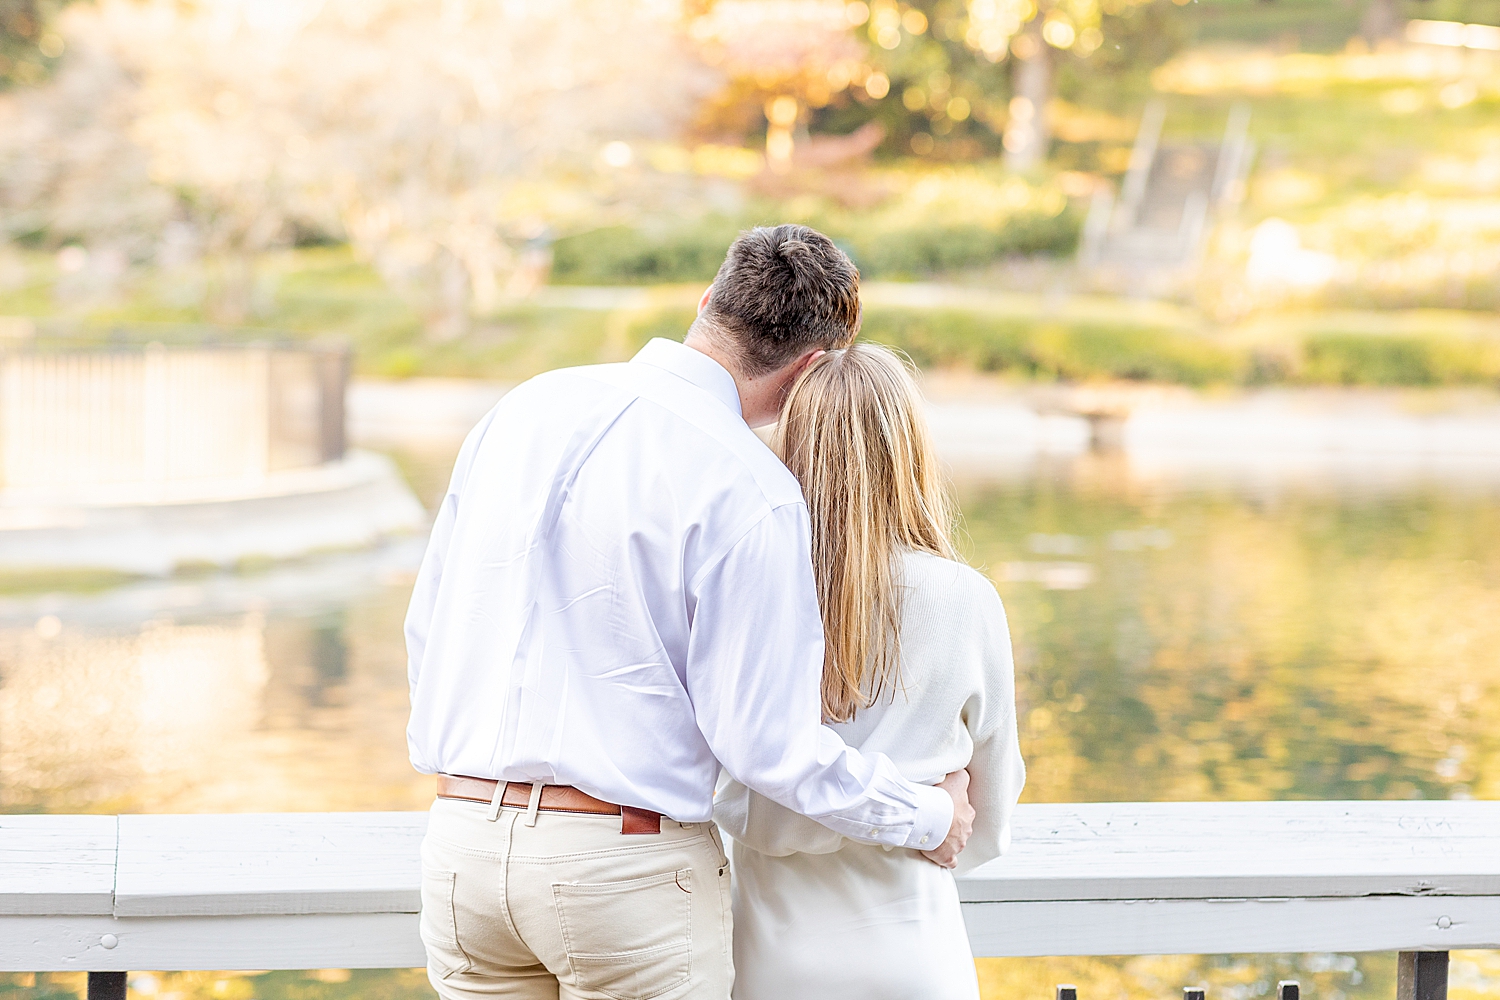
[699,224,860,375]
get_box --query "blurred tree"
[285,0,711,336]
[582,0,1187,181]
[1355,0,1449,44]
[0,0,711,334]
[0,0,72,89]
[688,0,871,171]
[0,6,175,257]
[906,0,1179,169]
[777,0,1183,168]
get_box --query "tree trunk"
[207,253,254,325]
[1003,19,1052,173]
[427,249,471,342]
[1360,0,1401,45]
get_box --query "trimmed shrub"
[1300,332,1500,387]
[549,210,1083,285]
[861,307,1239,385]
[550,221,744,284]
[842,212,1082,278]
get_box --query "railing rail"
[4,803,1498,996]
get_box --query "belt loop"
[524,781,544,827]
[487,780,506,822]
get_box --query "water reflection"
[1,615,268,811]
[2,448,1498,1000]
[2,448,1496,811]
[0,541,431,813]
[958,454,1500,805]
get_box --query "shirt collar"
[631,338,743,418]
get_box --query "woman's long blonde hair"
[775,343,957,723]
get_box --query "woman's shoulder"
[900,548,1002,607]
[898,549,1007,642]
[893,550,1011,700]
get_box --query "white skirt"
[729,839,981,1000]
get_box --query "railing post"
[1398,952,1449,1000]
[87,972,127,1000]
[1184,989,1206,1000]
[1278,981,1300,1000]
[1057,986,1078,1000]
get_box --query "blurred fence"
[0,345,348,491]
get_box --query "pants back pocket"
[553,868,693,1000]
[419,866,474,978]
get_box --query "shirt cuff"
[903,782,955,851]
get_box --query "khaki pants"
[420,796,734,1000]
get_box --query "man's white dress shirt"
[405,338,953,850]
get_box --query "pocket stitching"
[420,866,475,979]
[568,939,691,962]
[553,869,693,1000]
[553,868,688,898]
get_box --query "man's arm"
[685,503,965,854]
[403,408,496,697]
[404,491,455,697]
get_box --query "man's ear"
[772,348,825,400]
[697,287,711,314]
[791,348,825,377]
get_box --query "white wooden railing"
[3,803,1498,999]
[0,345,347,490]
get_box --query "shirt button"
[920,835,930,845]
[869,828,879,837]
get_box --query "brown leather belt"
[436,774,662,835]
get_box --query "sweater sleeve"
[955,577,1026,876]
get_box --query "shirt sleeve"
[404,407,495,699]
[404,491,454,699]
[685,503,954,851]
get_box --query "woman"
[715,344,1025,1000]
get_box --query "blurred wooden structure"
[3,802,1497,998]
[1079,101,1254,282]
[0,345,348,491]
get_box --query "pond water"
[3,446,1498,1000]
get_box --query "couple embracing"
[404,224,1025,1000]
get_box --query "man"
[405,224,974,1000]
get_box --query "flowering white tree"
[0,15,174,261]
[0,0,712,333]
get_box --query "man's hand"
[921,768,975,869]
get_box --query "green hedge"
[549,211,1082,285]
[550,221,744,285]
[618,307,1499,389]
[840,214,1081,278]
[860,307,1240,385]
[349,304,1498,388]
[580,303,1235,386]
[1301,332,1500,387]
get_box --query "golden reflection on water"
[0,564,432,814]
[1,618,268,811]
[2,449,1499,1000]
[959,455,1500,806]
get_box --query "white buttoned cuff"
[904,783,955,851]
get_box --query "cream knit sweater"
[716,548,1025,875]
